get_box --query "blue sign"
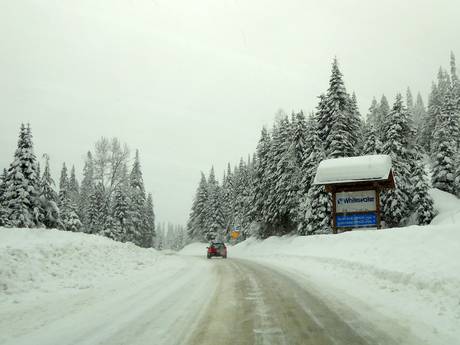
[336,212,377,228]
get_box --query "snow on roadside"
[0,228,161,300]
[231,189,460,344]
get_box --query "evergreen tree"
[203,167,225,241]
[251,127,272,237]
[0,169,8,226]
[320,58,357,158]
[376,95,390,135]
[79,152,95,231]
[101,215,122,240]
[366,97,379,126]
[297,128,330,235]
[413,92,427,129]
[381,94,412,227]
[39,154,60,228]
[297,116,320,211]
[127,150,147,246]
[411,148,435,225]
[263,117,296,234]
[112,182,130,240]
[362,123,382,155]
[406,87,414,111]
[187,172,208,241]
[58,163,69,207]
[87,183,106,234]
[431,89,457,194]
[144,193,156,248]
[3,124,41,227]
[60,200,82,231]
[221,163,234,229]
[68,165,80,206]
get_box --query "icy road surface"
[2,255,403,345]
[187,258,399,345]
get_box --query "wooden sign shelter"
[313,155,395,234]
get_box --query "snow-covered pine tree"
[187,172,208,241]
[143,193,156,248]
[0,169,8,226]
[291,111,309,166]
[221,163,234,230]
[39,154,60,228]
[316,93,330,144]
[3,124,41,228]
[101,215,121,240]
[57,163,82,231]
[406,87,414,113]
[366,97,379,127]
[264,116,297,234]
[296,115,318,213]
[112,182,130,241]
[58,163,69,208]
[362,123,382,155]
[321,58,357,158]
[68,165,80,207]
[455,154,460,197]
[431,89,457,194]
[155,222,164,250]
[60,200,82,232]
[381,94,412,227]
[351,93,364,149]
[127,150,147,246]
[78,152,95,231]
[414,93,428,149]
[251,127,272,237]
[87,183,106,234]
[376,95,390,135]
[289,111,310,223]
[297,126,330,235]
[328,105,355,158]
[203,167,225,241]
[420,83,442,154]
[411,147,435,225]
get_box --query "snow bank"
[232,188,460,344]
[0,228,159,298]
[430,188,460,225]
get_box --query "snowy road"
[1,254,403,345]
[187,258,397,345]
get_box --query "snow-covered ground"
[224,189,460,344]
[1,188,459,344]
[0,229,214,345]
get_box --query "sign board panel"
[336,190,377,213]
[231,230,240,239]
[336,212,377,228]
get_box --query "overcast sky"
[1,0,459,225]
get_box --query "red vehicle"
[207,242,227,259]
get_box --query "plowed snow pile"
[0,229,159,299]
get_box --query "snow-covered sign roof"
[313,155,392,185]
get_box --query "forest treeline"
[0,130,156,248]
[188,54,460,241]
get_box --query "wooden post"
[332,190,337,234]
[375,188,381,229]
